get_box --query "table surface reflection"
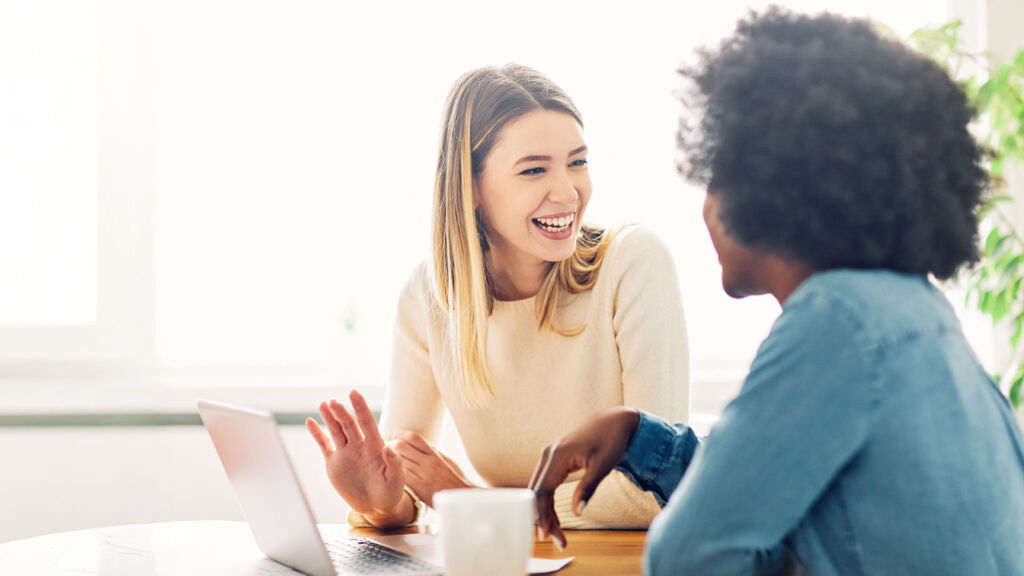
[0,520,647,575]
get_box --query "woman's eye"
[570,158,589,167]
[519,167,545,175]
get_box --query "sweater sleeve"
[556,227,692,529]
[348,264,444,527]
[611,227,690,421]
[378,263,445,443]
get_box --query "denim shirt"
[618,270,1024,575]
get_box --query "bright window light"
[0,1,98,325]
[2,1,956,406]
[154,1,950,388]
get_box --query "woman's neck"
[485,249,552,301]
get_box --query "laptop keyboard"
[326,538,442,575]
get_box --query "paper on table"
[526,555,575,574]
[368,533,574,575]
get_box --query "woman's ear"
[472,178,480,210]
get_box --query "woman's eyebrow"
[513,145,588,167]
[514,154,552,166]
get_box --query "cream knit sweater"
[378,226,690,528]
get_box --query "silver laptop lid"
[198,399,336,576]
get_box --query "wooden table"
[532,529,647,575]
[350,524,647,575]
[0,520,648,575]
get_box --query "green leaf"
[992,156,1006,176]
[1001,135,1020,156]
[1009,370,1023,408]
[985,227,1004,254]
[910,21,1024,406]
[977,80,997,107]
[983,235,1011,262]
[994,245,1019,271]
[977,264,990,283]
[980,290,993,314]
[1011,314,1024,350]
[991,292,1010,321]
[1008,275,1023,302]
[1001,254,1024,281]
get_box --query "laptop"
[197,398,444,576]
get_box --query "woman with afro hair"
[531,8,1024,575]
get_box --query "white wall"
[0,426,346,543]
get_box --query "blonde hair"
[431,64,618,405]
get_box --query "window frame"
[0,0,155,374]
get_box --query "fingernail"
[554,537,565,552]
[574,500,587,516]
[539,527,548,541]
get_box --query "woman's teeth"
[534,214,574,232]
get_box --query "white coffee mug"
[434,488,535,576]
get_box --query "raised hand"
[528,407,641,550]
[391,430,476,507]
[306,390,411,527]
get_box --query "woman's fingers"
[401,458,424,480]
[318,401,347,446]
[329,398,365,444]
[392,430,431,455]
[381,446,405,486]
[306,417,333,457]
[349,390,384,446]
[392,439,423,468]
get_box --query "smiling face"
[474,109,591,274]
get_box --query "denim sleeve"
[616,411,701,507]
[643,290,878,576]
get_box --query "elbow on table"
[646,541,792,576]
[643,513,706,575]
[643,514,771,576]
[644,544,762,576]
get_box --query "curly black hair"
[677,8,989,280]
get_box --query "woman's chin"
[541,246,577,264]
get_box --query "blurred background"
[1,0,1019,543]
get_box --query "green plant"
[909,21,1024,408]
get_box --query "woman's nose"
[548,171,579,204]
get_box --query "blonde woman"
[306,64,689,531]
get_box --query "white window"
[0,2,97,327]
[0,0,154,371]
